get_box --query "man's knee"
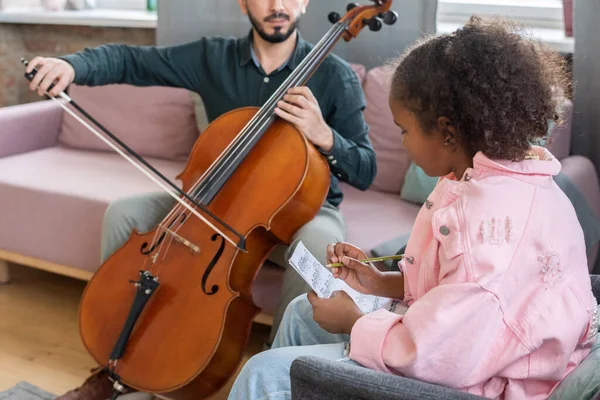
[281,294,314,325]
[100,198,149,262]
[102,194,172,234]
[290,223,344,253]
[102,198,137,231]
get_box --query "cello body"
[68,1,396,398]
[78,107,330,399]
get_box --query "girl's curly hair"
[390,16,569,161]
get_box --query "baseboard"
[253,312,273,326]
[0,249,93,281]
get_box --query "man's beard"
[248,10,299,43]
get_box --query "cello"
[22,1,397,398]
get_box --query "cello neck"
[225,21,349,150]
[258,22,348,119]
[188,22,349,205]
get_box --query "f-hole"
[201,233,225,295]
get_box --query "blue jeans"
[228,294,362,400]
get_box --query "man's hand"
[25,57,75,97]
[308,290,363,335]
[275,86,334,152]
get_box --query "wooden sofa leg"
[0,260,9,284]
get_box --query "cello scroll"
[328,0,397,40]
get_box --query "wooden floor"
[0,263,270,399]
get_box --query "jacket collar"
[472,146,561,179]
[434,146,562,204]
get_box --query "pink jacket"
[349,147,598,399]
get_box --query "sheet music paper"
[288,241,396,314]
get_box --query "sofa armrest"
[0,99,64,159]
[290,356,486,400]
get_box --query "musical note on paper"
[288,241,396,314]
[296,254,312,273]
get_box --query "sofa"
[1,63,599,326]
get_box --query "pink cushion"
[339,182,420,254]
[349,63,367,85]
[0,145,287,316]
[0,146,186,271]
[363,66,411,194]
[58,84,200,160]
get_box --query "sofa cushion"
[363,66,411,194]
[0,146,186,272]
[400,163,438,205]
[58,84,200,160]
[349,63,367,86]
[339,182,420,255]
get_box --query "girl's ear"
[437,116,457,149]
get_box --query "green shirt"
[60,32,376,207]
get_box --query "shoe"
[55,366,134,400]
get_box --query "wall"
[0,24,154,107]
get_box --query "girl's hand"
[327,242,384,295]
[308,291,363,334]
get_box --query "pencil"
[326,254,404,268]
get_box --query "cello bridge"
[164,228,201,254]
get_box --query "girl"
[229,16,597,400]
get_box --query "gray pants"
[100,192,346,345]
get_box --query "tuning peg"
[346,2,359,11]
[368,17,382,32]
[328,12,341,24]
[383,10,398,25]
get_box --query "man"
[27,0,376,398]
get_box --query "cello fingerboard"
[189,22,348,206]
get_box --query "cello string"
[186,24,347,203]
[156,25,345,241]
[145,24,347,257]
[146,23,349,265]
[157,24,345,236]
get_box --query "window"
[95,0,147,11]
[437,0,565,30]
[436,0,572,53]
